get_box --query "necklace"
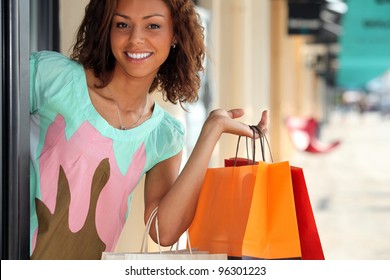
[112,94,149,130]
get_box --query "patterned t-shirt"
[30,51,185,259]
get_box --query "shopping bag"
[225,130,324,259]
[290,166,325,260]
[102,207,227,260]
[188,131,260,258]
[188,163,258,258]
[241,160,301,259]
[189,127,301,259]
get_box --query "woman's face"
[110,0,175,82]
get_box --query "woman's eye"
[148,24,160,29]
[116,22,128,29]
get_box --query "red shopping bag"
[290,166,325,260]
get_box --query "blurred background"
[1,0,389,259]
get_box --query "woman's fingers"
[246,110,269,136]
[257,110,268,133]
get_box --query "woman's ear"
[171,38,178,49]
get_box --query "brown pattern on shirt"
[31,158,110,260]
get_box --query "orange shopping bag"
[188,164,257,258]
[241,160,301,259]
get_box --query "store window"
[1,0,59,259]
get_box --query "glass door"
[1,0,30,260]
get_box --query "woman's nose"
[128,26,145,45]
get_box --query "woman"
[30,0,268,259]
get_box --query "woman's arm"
[144,109,268,246]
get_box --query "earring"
[172,44,176,49]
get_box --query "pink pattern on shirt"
[38,115,146,250]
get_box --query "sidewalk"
[290,111,390,260]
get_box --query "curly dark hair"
[71,0,205,104]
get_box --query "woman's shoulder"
[30,51,83,113]
[30,50,75,68]
[143,103,185,164]
[156,105,185,137]
[30,51,81,84]
[30,51,79,76]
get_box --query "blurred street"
[290,110,390,260]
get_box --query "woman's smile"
[126,52,153,60]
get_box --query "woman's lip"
[126,52,153,60]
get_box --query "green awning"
[337,0,390,89]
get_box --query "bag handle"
[250,125,274,163]
[140,207,158,253]
[233,126,257,165]
[141,207,193,254]
[233,126,274,165]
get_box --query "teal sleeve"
[145,111,186,170]
[30,51,74,113]
[158,112,185,162]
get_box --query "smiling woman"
[72,0,205,105]
[29,0,268,260]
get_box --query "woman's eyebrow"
[114,13,165,20]
[143,13,165,19]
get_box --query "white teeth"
[127,52,151,59]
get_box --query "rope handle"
[232,125,274,166]
[141,207,193,254]
[250,125,274,163]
